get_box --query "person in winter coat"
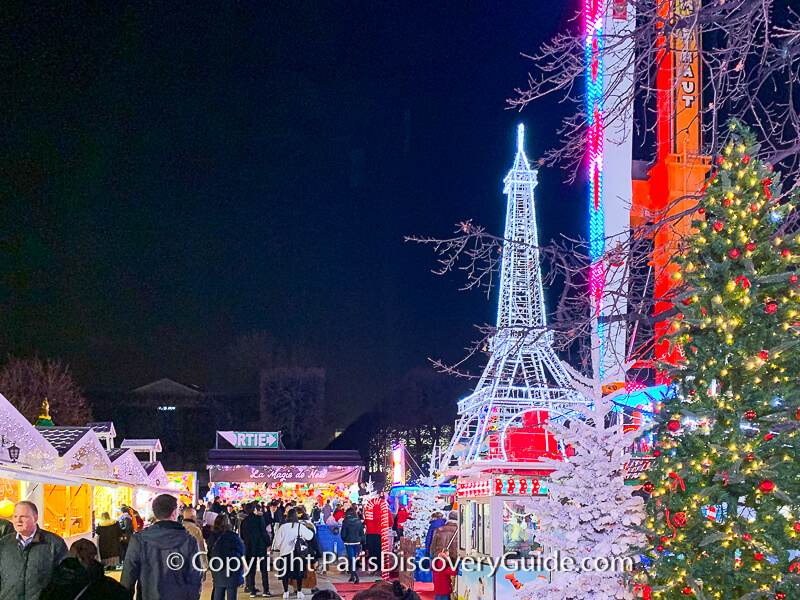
[96,512,123,569]
[239,503,271,597]
[41,538,130,600]
[429,511,458,563]
[393,506,409,538]
[0,519,12,538]
[424,512,445,556]
[131,509,144,531]
[181,508,208,573]
[296,508,321,593]
[120,494,203,600]
[321,501,332,523]
[0,501,68,600]
[206,515,245,600]
[430,549,458,600]
[272,509,314,599]
[340,508,365,584]
[117,507,135,562]
[332,506,345,522]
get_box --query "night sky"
[0,2,586,427]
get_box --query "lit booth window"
[44,484,90,538]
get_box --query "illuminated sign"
[218,431,280,448]
[391,444,405,485]
[456,477,549,498]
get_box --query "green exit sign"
[218,431,280,448]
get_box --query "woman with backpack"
[272,508,315,599]
[207,514,246,600]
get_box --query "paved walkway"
[108,566,383,599]
[109,567,436,599]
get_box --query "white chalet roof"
[0,393,58,469]
[106,448,149,485]
[121,439,163,452]
[141,461,168,487]
[35,427,113,479]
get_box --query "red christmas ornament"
[713,222,724,232]
[764,433,774,441]
[656,545,664,552]
[745,410,757,420]
[682,588,693,596]
[746,243,756,251]
[750,204,758,211]
[742,533,752,541]
[689,389,696,396]
[716,156,724,165]
[698,207,706,214]
[667,420,681,432]
[742,155,751,164]
[763,178,774,199]
[643,481,655,494]
[758,351,769,360]
[653,450,661,457]
[793,523,800,532]
[745,453,755,462]
[724,198,733,207]
[661,536,669,542]
[766,302,778,314]
[796,408,800,420]
[730,249,740,259]
[791,274,799,283]
[776,593,786,600]
[782,249,792,258]
[759,479,775,493]
[672,512,688,528]
[754,552,764,561]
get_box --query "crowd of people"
[0,492,460,600]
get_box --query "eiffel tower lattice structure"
[438,124,588,472]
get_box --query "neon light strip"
[586,0,605,375]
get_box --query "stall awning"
[207,449,363,484]
[0,464,126,489]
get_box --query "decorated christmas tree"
[640,121,800,600]
[517,344,645,600]
[402,475,444,546]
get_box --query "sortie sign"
[218,431,280,449]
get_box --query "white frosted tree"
[361,478,378,503]
[402,475,443,546]
[516,339,645,600]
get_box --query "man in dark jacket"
[429,511,458,562]
[340,508,365,583]
[239,502,271,597]
[121,494,202,600]
[0,500,68,600]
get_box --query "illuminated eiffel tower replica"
[437,125,587,473]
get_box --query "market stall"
[35,426,114,541]
[166,471,198,506]
[207,433,363,506]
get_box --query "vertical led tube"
[586,0,605,375]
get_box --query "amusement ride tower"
[437,125,587,473]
